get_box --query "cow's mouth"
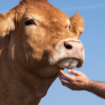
[49,39,85,70]
[57,58,81,69]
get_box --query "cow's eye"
[25,20,36,26]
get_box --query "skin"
[59,70,105,99]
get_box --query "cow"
[0,0,84,105]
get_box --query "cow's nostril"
[64,42,72,50]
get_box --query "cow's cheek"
[24,28,46,58]
[34,65,60,78]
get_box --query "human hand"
[59,70,90,90]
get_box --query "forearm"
[87,80,105,99]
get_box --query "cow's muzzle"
[49,38,85,69]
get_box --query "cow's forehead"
[22,3,70,26]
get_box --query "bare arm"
[87,80,105,99]
[59,70,105,99]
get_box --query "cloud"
[62,3,105,11]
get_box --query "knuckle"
[71,78,75,82]
[72,82,76,86]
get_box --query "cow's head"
[0,0,84,78]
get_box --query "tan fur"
[0,0,84,105]
[0,9,15,36]
[70,13,84,38]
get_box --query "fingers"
[59,73,72,87]
[59,70,88,90]
[59,72,68,83]
[59,70,75,82]
[59,76,69,84]
[60,80,79,90]
[68,70,83,76]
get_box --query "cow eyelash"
[25,19,37,26]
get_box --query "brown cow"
[0,0,84,105]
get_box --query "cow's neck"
[9,65,58,105]
[0,35,58,105]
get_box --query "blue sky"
[0,0,105,105]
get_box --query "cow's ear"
[0,9,15,37]
[69,13,84,38]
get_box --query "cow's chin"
[57,58,79,69]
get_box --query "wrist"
[85,80,93,91]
